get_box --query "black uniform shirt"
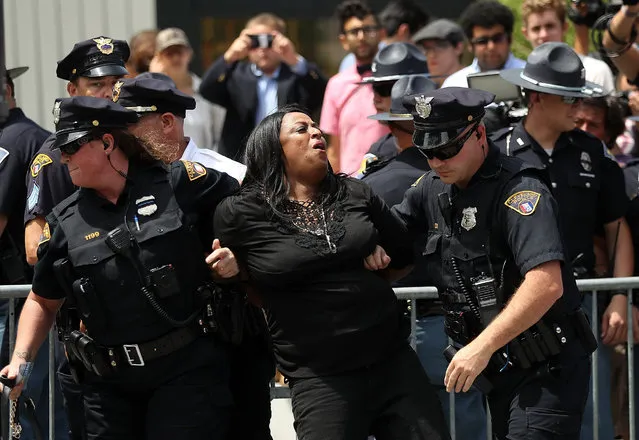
[623,158,639,200]
[214,178,412,378]
[492,123,628,272]
[393,144,582,314]
[0,108,49,262]
[33,159,238,345]
[367,133,399,161]
[24,142,76,225]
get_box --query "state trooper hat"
[405,87,495,150]
[358,42,428,84]
[7,67,29,80]
[52,96,138,150]
[113,72,196,118]
[368,75,437,121]
[500,42,605,98]
[57,37,130,81]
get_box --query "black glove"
[567,0,606,27]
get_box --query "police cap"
[113,72,196,118]
[56,37,130,81]
[52,96,138,150]
[404,87,494,150]
[368,74,437,121]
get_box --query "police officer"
[358,42,429,172]
[362,75,487,440]
[393,87,597,438]
[113,71,270,440]
[494,42,632,439]
[1,96,239,439]
[113,72,247,182]
[25,36,130,265]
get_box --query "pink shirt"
[319,65,389,176]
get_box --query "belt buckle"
[123,344,145,367]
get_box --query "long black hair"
[241,104,349,218]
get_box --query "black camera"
[249,34,274,49]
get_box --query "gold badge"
[39,223,51,245]
[415,95,433,119]
[30,153,53,177]
[93,37,114,55]
[181,160,207,181]
[112,80,123,102]
[504,191,541,216]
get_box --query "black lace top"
[214,179,412,378]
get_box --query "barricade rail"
[1,277,638,440]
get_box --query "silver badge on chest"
[135,195,157,216]
[580,151,592,172]
[461,207,477,231]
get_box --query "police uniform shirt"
[0,108,49,252]
[367,133,400,162]
[393,143,582,313]
[492,123,628,272]
[623,158,639,200]
[24,140,76,225]
[32,159,238,345]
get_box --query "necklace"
[285,199,338,254]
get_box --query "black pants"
[488,355,590,439]
[82,337,232,440]
[288,344,450,440]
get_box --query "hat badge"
[93,37,114,55]
[112,80,123,103]
[52,101,61,125]
[415,95,433,119]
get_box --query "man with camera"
[200,13,327,163]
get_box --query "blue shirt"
[252,56,308,125]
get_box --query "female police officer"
[0,96,239,440]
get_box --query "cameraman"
[602,0,639,84]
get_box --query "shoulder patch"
[412,173,427,187]
[181,160,207,181]
[39,222,51,245]
[30,153,53,177]
[504,190,541,216]
[0,147,9,165]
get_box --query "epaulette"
[489,125,514,141]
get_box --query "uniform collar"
[510,121,572,155]
[181,138,198,161]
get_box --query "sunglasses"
[59,134,99,156]
[541,93,582,105]
[372,82,394,97]
[470,32,508,46]
[421,124,479,161]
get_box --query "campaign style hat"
[412,19,465,46]
[405,87,495,150]
[52,96,138,150]
[358,42,428,84]
[156,28,191,53]
[113,72,196,118]
[368,75,437,121]
[7,67,29,80]
[56,37,130,81]
[500,42,605,98]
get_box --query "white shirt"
[183,74,226,151]
[181,138,247,183]
[442,53,526,88]
[579,55,615,95]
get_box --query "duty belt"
[103,325,200,368]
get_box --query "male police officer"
[25,36,130,265]
[362,75,487,440]
[494,42,632,439]
[392,87,596,438]
[113,72,247,182]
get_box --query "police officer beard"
[138,129,181,164]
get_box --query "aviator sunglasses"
[421,123,480,161]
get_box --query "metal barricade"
[3,278,639,440]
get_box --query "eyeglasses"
[470,33,508,46]
[343,25,380,38]
[421,125,478,161]
[59,134,98,156]
[372,82,394,97]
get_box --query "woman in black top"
[214,105,450,440]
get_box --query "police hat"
[368,75,437,121]
[52,96,138,150]
[113,72,196,118]
[358,42,428,84]
[405,87,495,150]
[7,67,28,80]
[500,42,605,98]
[56,37,130,81]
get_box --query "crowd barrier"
[1,277,639,440]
